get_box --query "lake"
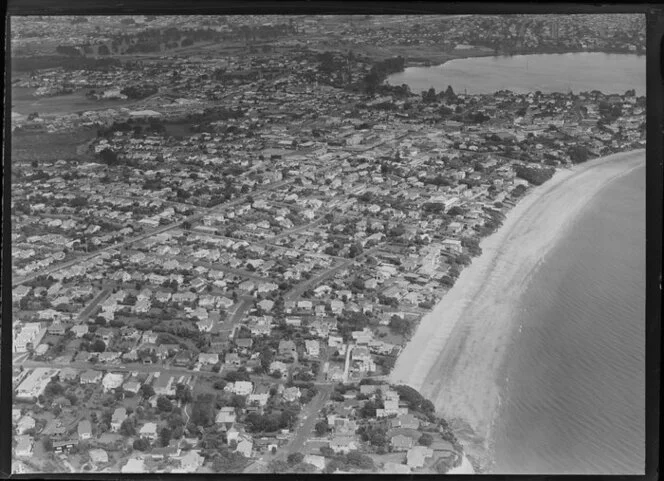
[386,52,646,96]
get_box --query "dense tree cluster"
[515,165,555,185]
[244,405,299,433]
[55,45,82,56]
[568,145,592,164]
[211,447,249,472]
[394,385,436,415]
[364,56,406,94]
[190,393,216,427]
[120,84,158,99]
[389,315,412,337]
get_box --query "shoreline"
[388,149,645,471]
[402,48,646,69]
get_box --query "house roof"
[78,420,92,435]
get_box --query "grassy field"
[11,89,138,116]
[12,128,97,163]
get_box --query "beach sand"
[389,149,645,470]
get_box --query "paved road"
[130,248,274,284]
[268,213,329,242]
[77,285,113,322]
[178,227,347,263]
[21,359,205,378]
[281,385,333,458]
[285,246,380,301]
[228,297,253,326]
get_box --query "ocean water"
[492,165,645,474]
[387,52,646,96]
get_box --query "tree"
[394,385,436,414]
[287,452,304,465]
[98,148,119,165]
[140,384,155,399]
[133,438,149,451]
[568,145,590,164]
[419,433,433,446]
[456,254,472,266]
[422,87,437,103]
[44,380,64,398]
[65,393,78,406]
[120,418,136,436]
[447,206,465,217]
[360,400,378,418]
[212,448,250,472]
[315,420,328,436]
[90,339,106,352]
[260,346,274,372]
[367,426,388,447]
[175,384,192,404]
[230,394,246,409]
[159,427,172,447]
[157,395,173,412]
[320,446,335,457]
[389,315,411,337]
[346,451,374,469]
[191,394,216,427]
[224,370,250,383]
[515,165,555,186]
[268,460,290,473]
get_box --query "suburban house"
[14,435,33,457]
[80,370,103,385]
[305,339,320,357]
[226,381,253,396]
[102,372,124,392]
[89,448,109,465]
[216,407,237,425]
[15,416,36,435]
[330,435,358,454]
[278,340,297,359]
[153,375,176,396]
[77,420,92,440]
[390,413,420,429]
[303,454,326,471]
[111,408,127,432]
[198,353,219,365]
[390,434,414,451]
[139,422,158,440]
[235,436,253,458]
[406,446,434,468]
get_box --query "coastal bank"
[389,149,645,472]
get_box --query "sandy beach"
[389,149,645,470]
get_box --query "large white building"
[15,368,60,401]
[13,323,46,353]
